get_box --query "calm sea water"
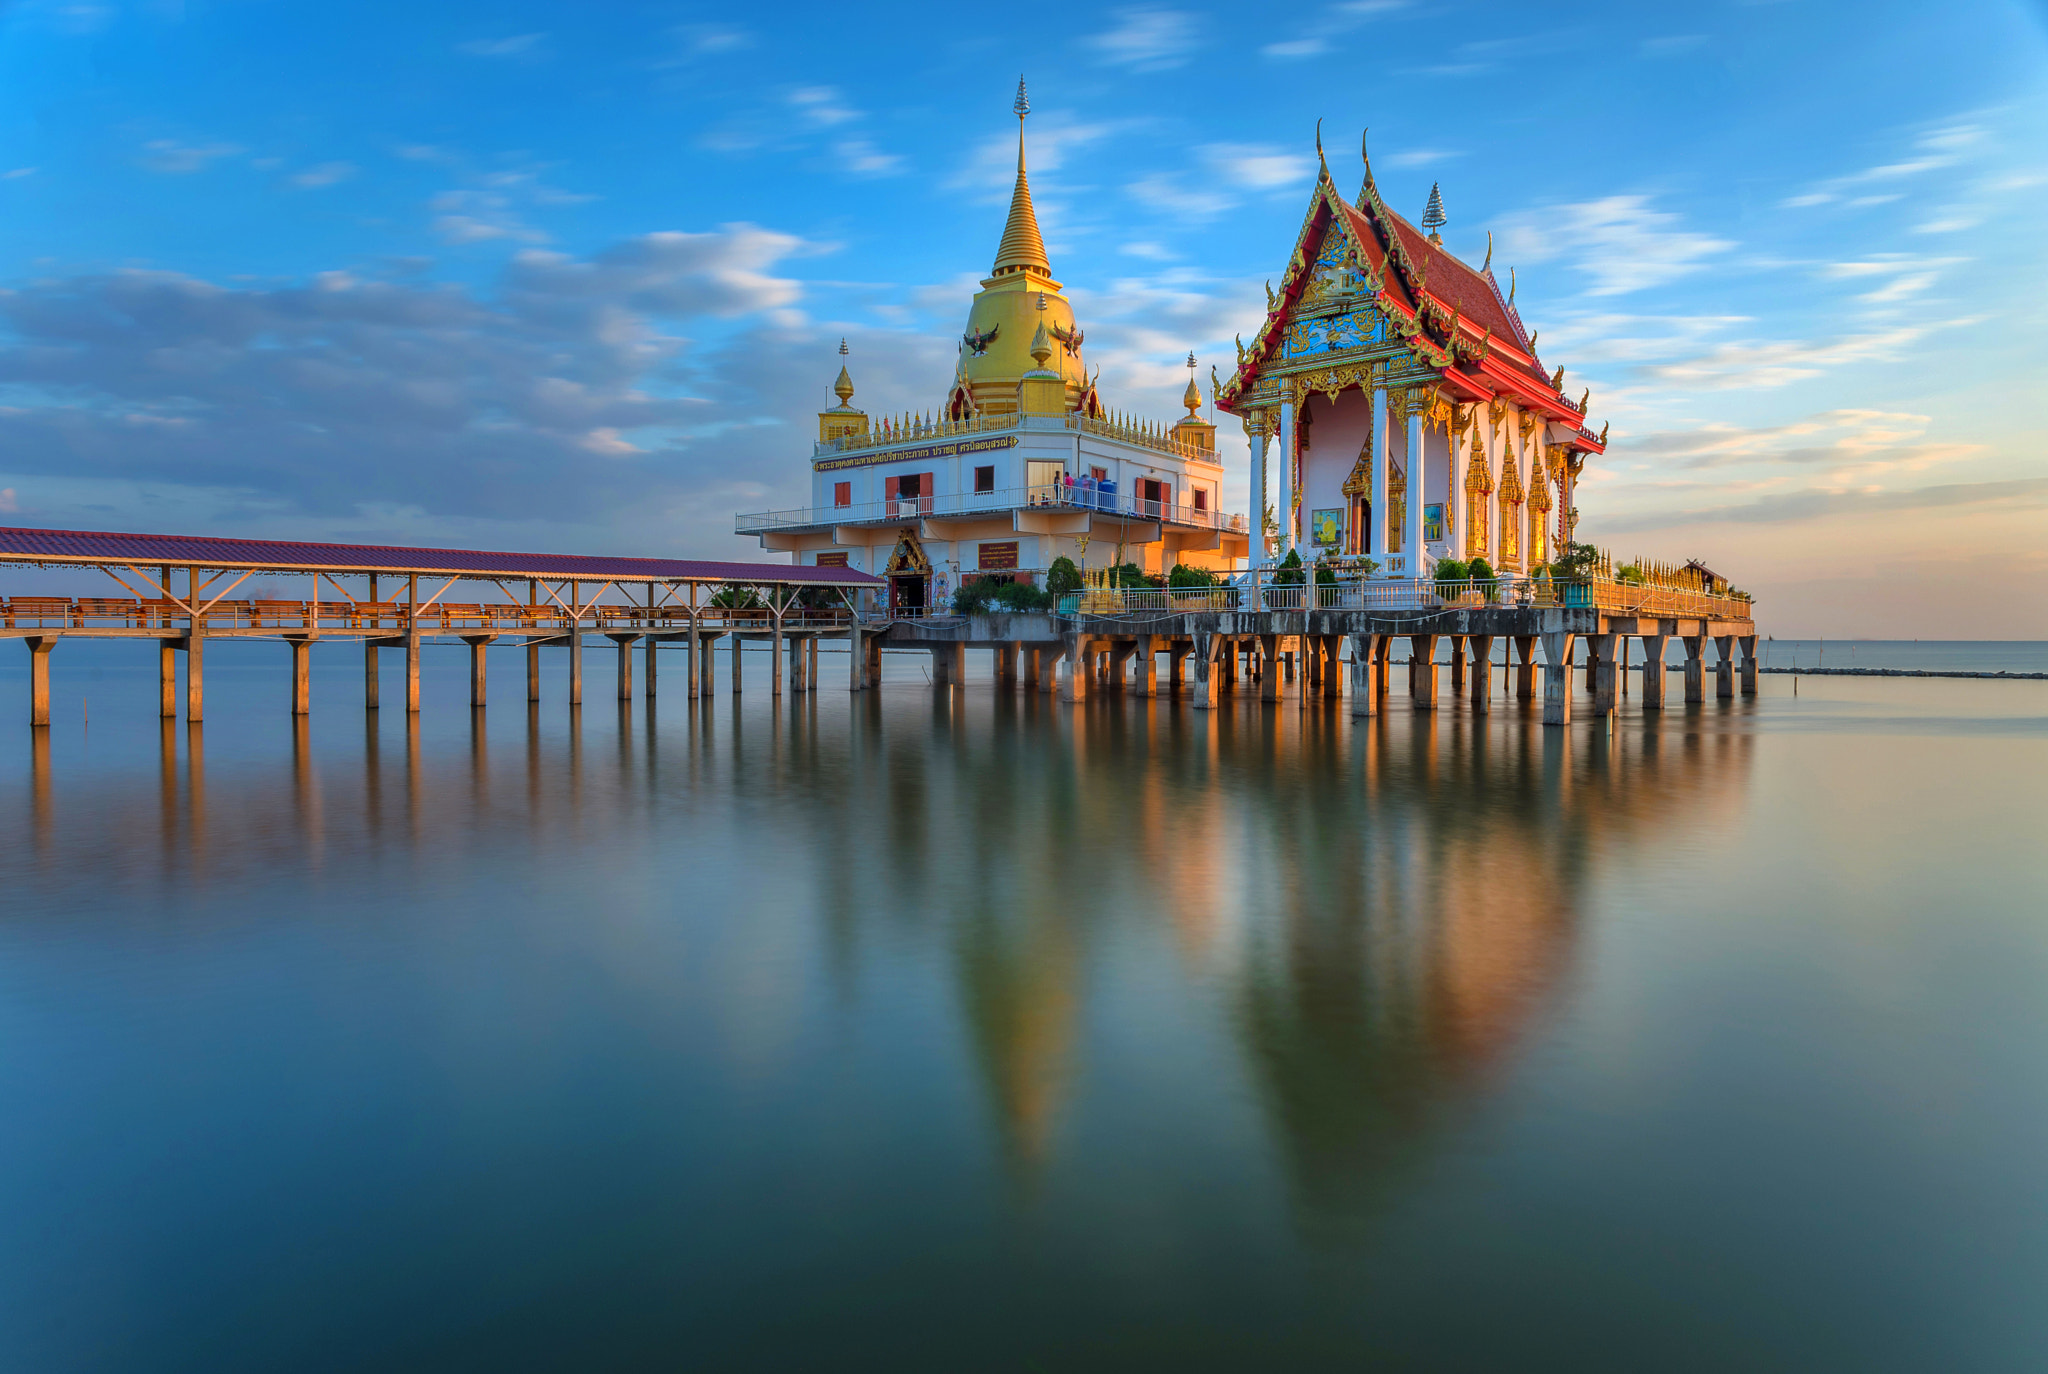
[3,640,2046,1371]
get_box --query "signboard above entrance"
[815,435,1018,474]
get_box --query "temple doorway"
[882,527,932,615]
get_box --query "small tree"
[1168,563,1217,589]
[1433,557,1470,599]
[1466,556,1497,602]
[1553,542,1600,582]
[1046,556,1082,595]
[1272,548,1306,586]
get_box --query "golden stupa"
[944,78,1098,421]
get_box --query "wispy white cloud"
[834,140,904,177]
[1263,0,1406,60]
[1384,148,1462,170]
[1085,9,1199,72]
[458,33,545,58]
[1202,143,1312,190]
[3,167,35,180]
[1497,195,1733,296]
[291,161,357,190]
[788,87,860,129]
[1639,34,1705,57]
[139,139,243,174]
[1641,322,1951,389]
[0,488,17,514]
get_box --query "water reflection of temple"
[5,687,1756,1220]
[806,695,1756,1204]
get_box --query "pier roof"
[0,525,881,586]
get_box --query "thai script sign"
[815,435,1018,473]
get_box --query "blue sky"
[3,0,2046,633]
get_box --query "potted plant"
[1552,543,1600,606]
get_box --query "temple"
[1216,130,1607,578]
[737,80,1250,613]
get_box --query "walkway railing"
[737,484,1248,536]
[1034,574,1755,619]
[0,598,858,633]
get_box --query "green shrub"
[1272,548,1306,586]
[1167,563,1218,589]
[1553,542,1600,581]
[1615,563,1646,586]
[1046,556,1082,595]
[1314,561,1336,586]
[1433,558,1469,597]
[991,579,1054,612]
[1111,561,1152,590]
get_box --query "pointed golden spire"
[992,76,1050,277]
[831,338,855,405]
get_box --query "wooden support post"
[1451,636,1467,692]
[528,581,542,703]
[866,635,883,691]
[1740,635,1758,697]
[1514,636,1537,701]
[1542,631,1575,727]
[701,632,718,696]
[1348,634,1377,718]
[187,566,206,723]
[1410,634,1439,710]
[1588,633,1617,719]
[1191,633,1218,710]
[366,639,380,710]
[465,636,493,707]
[1641,634,1669,710]
[808,637,819,692]
[646,633,659,700]
[612,634,634,700]
[730,632,742,694]
[1715,635,1735,700]
[568,621,583,706]
[160,640,177,718]
[846,623,864,691]
[771,617,784,698]
[1469,634,1494,713]
[1683,635,1705,704]
[291,638,312,715]
[26,636,56,727]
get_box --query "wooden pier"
[1,526,880,725]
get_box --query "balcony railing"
[814,409,1217,464]
[1033,574,1755,619]
[0,597,860,633]
[737,484,1248,537]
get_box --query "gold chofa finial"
[1482,231,1493,273]
[1315,118,1327,179]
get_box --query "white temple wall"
[1298,389,1372,556]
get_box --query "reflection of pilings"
[30,723,52,854]
[294,714,323,871]
[159,716,178,868]
[185,720,206,874]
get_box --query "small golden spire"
[831,338,855,405]
[1182,352,1201,417]
[992,77,1050,277]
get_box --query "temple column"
[1404,404,1427,576]
[1369,387,1391,566]
[1277,390,1296,557]
[1250,424,1271,569]
[1542,631,1575,726]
